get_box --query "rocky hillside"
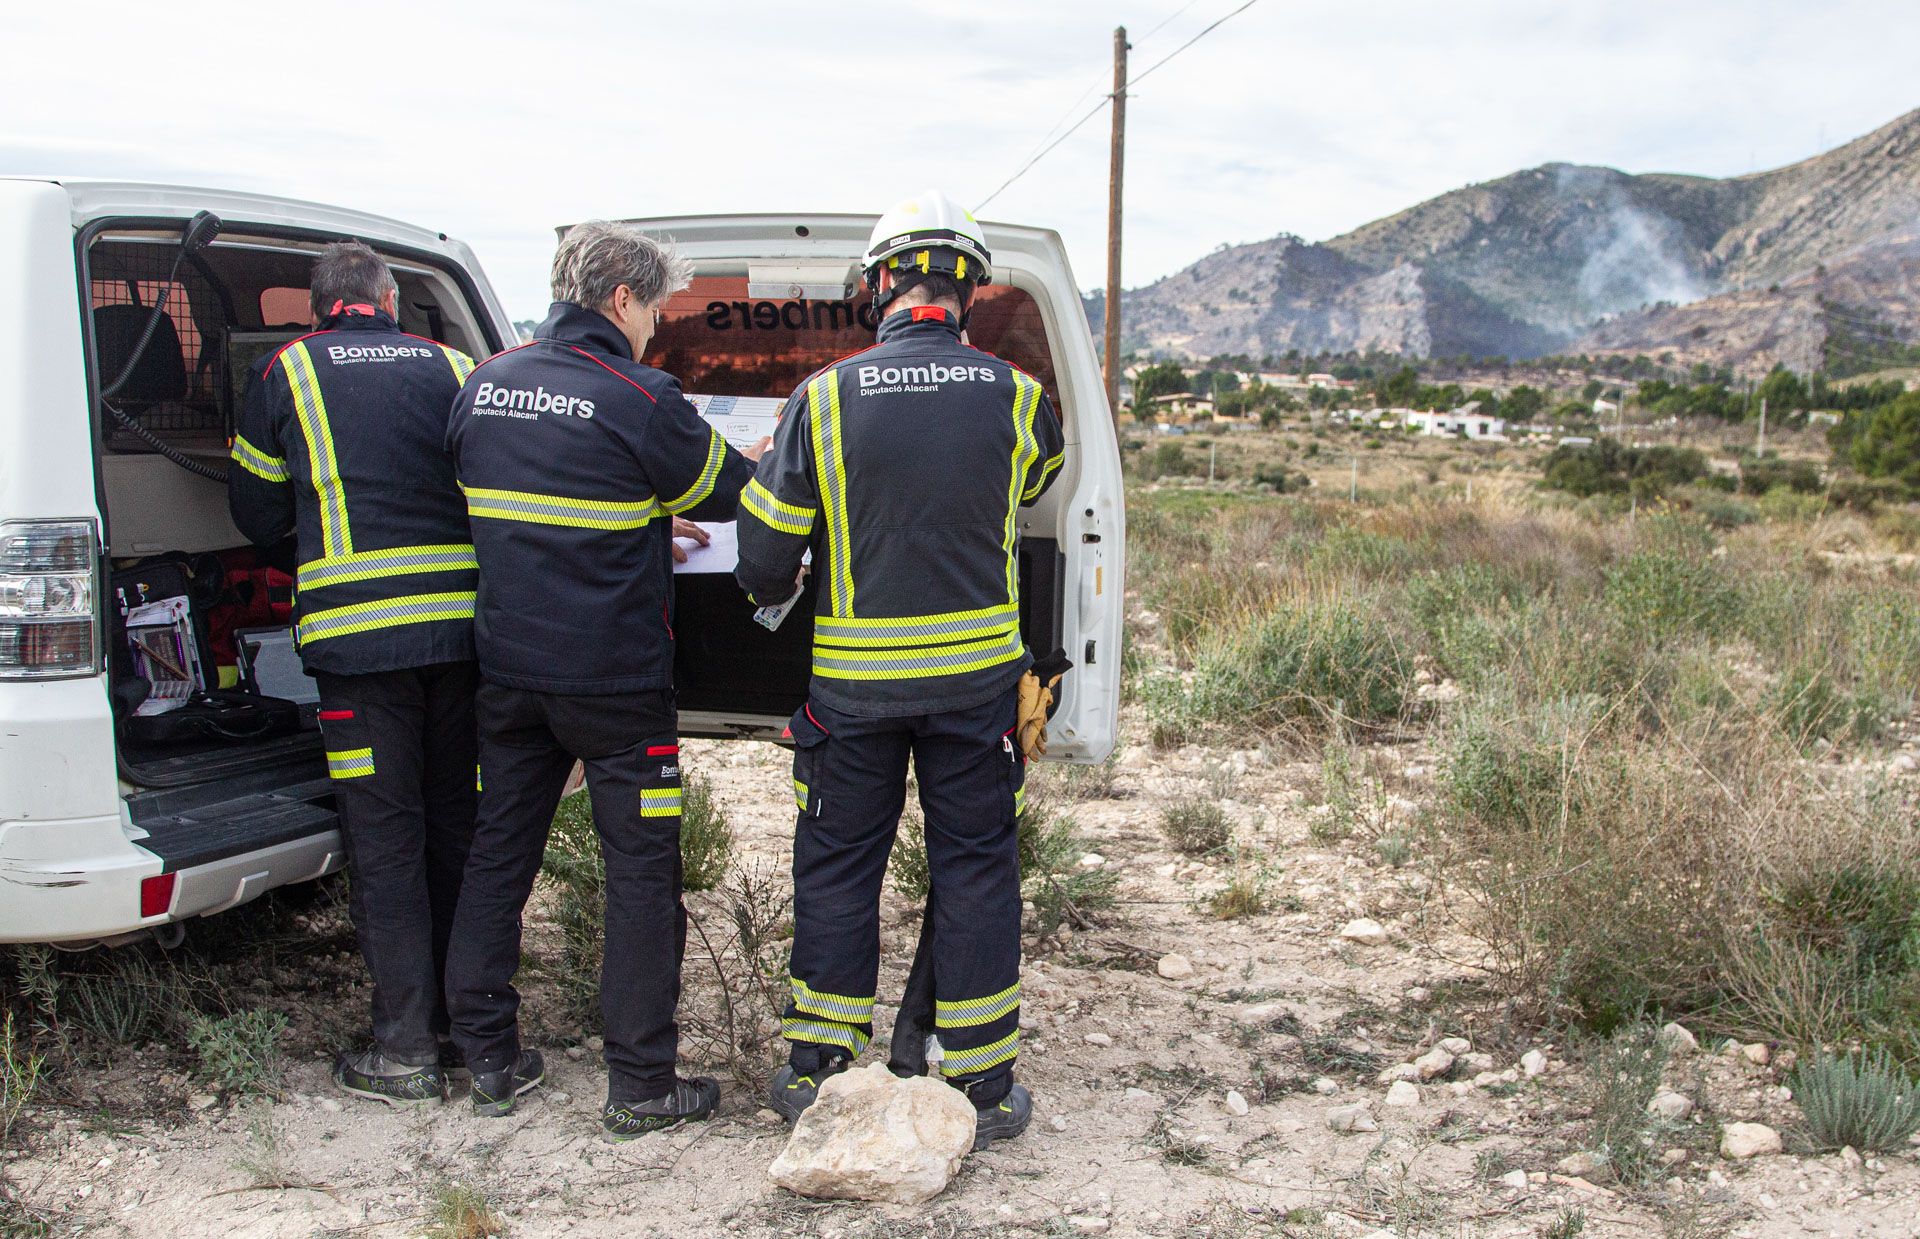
[1107,107,1920,366]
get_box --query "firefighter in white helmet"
[736,190,1068,1149]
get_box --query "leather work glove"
[1015,649,1074,761]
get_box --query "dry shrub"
[1434,697,1920,1048]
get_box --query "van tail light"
[0,519,101,680]
[139,873,177,919]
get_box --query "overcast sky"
[4,1,1915,319]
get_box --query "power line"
[976,0,1264,211]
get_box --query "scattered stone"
[1841,1146,1863,1168]
[547,1090,571,1105]
[1383,1081,1420,1107]
[1742,1042,1772,1067]
[1460,1052,1495,1075]
[768,1063,977,1205]
[1659,1022,1699,1055]
[1379,1062,1421,1084]
[1718,1038,1744,1058]
[1156,953,1194,981]
[1647,1090,1694,1121]
[1326,1102,1378,1133]
[1312,1077,1340,1095]
[1436,1037,1472,1056]
[1404,986,1433,1004]
[1520,1050,1549,1078]
[1556,1152,1614,1183]
[1660,1148,1688,1167]
[1083,1032,1113,1047]
[318,1098,343,1114]
[1050,1116,1068,1133]
[1228,1001,1290,1026]
[1472,1071,1503,1088]
[757,1108,782,1122]
[1066,1219,1110,1235]
[565,1045,587,1060]
[1339,918,1390,947]
[1078,853,1107,868]
[1224,1090,1249,1117]
[1719,1122,1782,1161]
[1757,1192,1778,1210]
[1412,1048,1455,1081]
[187,1094,217,1112]
[1499,1169,1529,1191]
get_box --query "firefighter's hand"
[743,435,773,463]
[1016,670,1063,760]
[670,518,710,563]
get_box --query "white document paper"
[672,520,739,574]
[687,393,782,452]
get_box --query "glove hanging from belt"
[1015,649,1074,761]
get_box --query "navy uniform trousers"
[783,682,1025,1105]
[443,684,686,1103]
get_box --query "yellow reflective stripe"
[793,777,809,811]
[476,763,483,792]
[296,590,476,645]
[1023,451,1064,502]
[814,603,1019,648]
[1003,373,1043,601]
[640,787,682,818]
[791,979,874,1022]
[941,1029,1020,1076]
[462,485,659,530]
[662,428,728,515]
[935,982,1020,1029]
[297,543,477,591]
[326,747,375,779]
[230,434,288,482]
[1014,783,1026,816]
[443,347,476,384]
[781,1018,871,1054]
[812,629,1026,681]
[283,342,352,558]
[741,479,815,536]
[809,372,856,617]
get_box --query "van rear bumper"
[0,814,343,945]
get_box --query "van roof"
[601,213,1077,284]
[3,176,459,253]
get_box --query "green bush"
[1581,1021,1675,1186]
[1791,1049,1920,1152]
[1020,809,1118,935]
[1602,551,1739,638]
[1739,457,1823,496]
[1848,391,1920,495]
[1173,601,1413,738]
[1160,797,1231,856]
[681,774,733,893]
[186,1009,286,1098]
[1542,441,1707,498]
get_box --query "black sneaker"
[470,1049,544,1117]
[767,1057,850,1123]
[972,1083,1032,1151]
[602,1076,721,1140]
[332,1048,446,1106]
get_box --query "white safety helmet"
[861,190,993,312]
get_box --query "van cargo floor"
[128,765,338,873]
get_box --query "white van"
[0,179,1124,947]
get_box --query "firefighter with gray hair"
[443,221,765,1136]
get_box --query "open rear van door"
[613,214,1123,762]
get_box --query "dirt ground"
[6,723,1919,1239]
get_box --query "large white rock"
[769,1064,978,1205]
[1719,1122,1782,1161]
[1412,1048,1456,1081]
[1326,1102,1378,1132]
[1156,953,1195,980]
[1647,1090,1695,1121]
[1659,1022,1700,1056]
[1383,1080,1421,1107]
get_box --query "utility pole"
[1103,25,1128,424]
[1757,397,1768,457]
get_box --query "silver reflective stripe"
[662,428,728,514]
[463,486,658,530]
[297,544,477,591]
[814,604,1019,648]
[811,629,1025,679]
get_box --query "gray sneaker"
[602,1076,721,1140]
[470,1049,544,1117]
[972,1083,1032,1150]
[332,1048,445,1106]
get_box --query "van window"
[259,286,309,327]
[647,278,1060,406]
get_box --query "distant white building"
[1593,398,1619,416]
[1406,401,1505,440]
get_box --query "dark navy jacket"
[228,309,477,676]
[447,302,754,695]
[736,305,1066,717]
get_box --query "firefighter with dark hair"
[229,240,481,1106]
[736,190,1067,1149]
